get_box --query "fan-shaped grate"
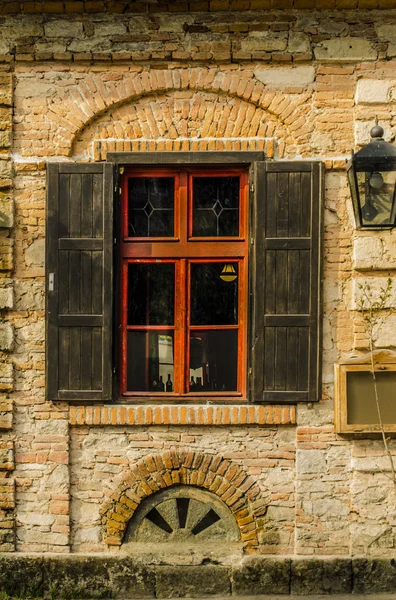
[124,485,240,544]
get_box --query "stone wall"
[0,7,396,560]
[0,66,15,552]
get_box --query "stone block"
[14,281,44,311]
[68,38,111,53]
[0,477,14,509]
[291,558,352,594]
[0,323,13,351]
[355,79,391,104]
[0,130,11,149]
[0,74,12,107]
[94,21,127,36]
[296,449,326,473]
[287,32,311,54]
[350,276,396,310]
[352,235,394,271]
[108,558,156,599]
[0,279,13,309]
[15,79,56,99]
[0,192,13,228]
[0,556,43,597]
[17,320,45,344]
[241,35,287,53]
[314,37,377,61]
[309,497,349,518]
[25,238,45,268]
[0,363,13,392]
[0,414,12,430]
[374,315,396,347]
[375,23,396,40]
[44,20,83,37]
[156,565,230,598]
[255,65,314,87]
[0,236,13,271]
[232,557,290,595]
[0,523,15,553]
[354,120,393,146]
[44,557,155,599]
[353,559,396,593]
[0,441,13,470]
[0,158,12,182]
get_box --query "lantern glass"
[355,169,396,228]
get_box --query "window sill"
[69,404,296,427]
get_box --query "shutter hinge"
[250,183,254,192]
[114,237,117,245]
[48,273,54,292]
[113,367,116,374]
[250,238,254,245]
[248,368,252,376]
[119,167,124,175]
[119,187,122,195]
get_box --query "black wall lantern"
[347,122,396,229]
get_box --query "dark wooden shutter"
[249,161,323,403]
[46,163,114,401]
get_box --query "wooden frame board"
[335,355,396,433]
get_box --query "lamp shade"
[347,124,396,229]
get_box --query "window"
[120,168,248,397]
[46,154,323,404]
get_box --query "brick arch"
[43,68,313,157]
[100,450,266,549]
[72,89,296,159]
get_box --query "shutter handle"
[48,273,55,292]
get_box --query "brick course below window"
[69,404,296,426]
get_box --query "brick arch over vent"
[100,450,266,549]
[41,68,312,158]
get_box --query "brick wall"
[0,8,395,557]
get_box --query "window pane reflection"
[128,177,174,237]
[192,177,239,237]
[189,330,238,392]
[128,263,174,326]
[127,331,174,392]
[191,262,238,325]
[356,171,396,227]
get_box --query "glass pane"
[128,263,174,325]
[192,177,239,237]
[127,331,174,392]
[356,171,396,227]
[189,330,238,392]
[128,177,174,237]
[190,262,238,326]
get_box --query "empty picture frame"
[335,356,396,433]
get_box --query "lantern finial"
[370,118,384,140]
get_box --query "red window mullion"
[120,167,248,399]
[121,259,128,395]
[174,259,187,394]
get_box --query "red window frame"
[120,167,249,399]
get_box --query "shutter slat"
[250,161,323,403]
[59,239,103,250]
[264,315,310,326]
[46,163,113,402]
[58,316,102,326]
[264,238,310,250]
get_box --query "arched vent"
[124,486,240,544]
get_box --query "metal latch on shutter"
[48,273,54,291]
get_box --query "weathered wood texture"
[250,161,323,403]
[46,163,114,402]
